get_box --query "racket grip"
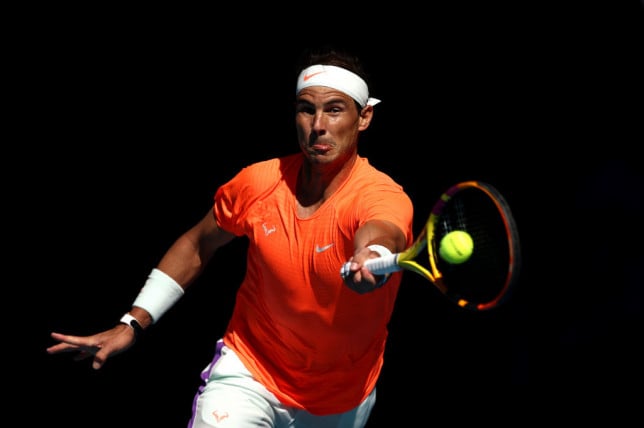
[340,254,401,279]
[363,253,401,274]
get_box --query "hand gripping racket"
[341,181,521,311]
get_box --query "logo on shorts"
[212,410,229,422]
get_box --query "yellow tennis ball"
[439,230,474,264]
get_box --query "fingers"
[47,326,136,371]
[50,331,92,345]
[46,342,74,354]
[48,332,83,348]
[92,354,106,370]
[341,259,375,282]
[47,331,105,371]
[354,265,377,284]
[47,332,101,353]
[66,349,105,369]
[342,264,382,294]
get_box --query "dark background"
[16,4,643,427]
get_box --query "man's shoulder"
[230,153,301,195]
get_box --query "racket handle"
[363,253,401,274]
[340,254,401,279]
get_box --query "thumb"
[92,351,107,370]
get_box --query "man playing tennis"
[47,45,414,428]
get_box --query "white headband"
[296,64,381,108]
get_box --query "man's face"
[295,86,372,165]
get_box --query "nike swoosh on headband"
[303,71,326,81]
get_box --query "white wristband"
[132,268,184,324]
[367,244,392,257]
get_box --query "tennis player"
[47,45,414,428]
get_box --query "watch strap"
[120,313,144,338]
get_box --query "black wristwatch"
[120,313,144,338]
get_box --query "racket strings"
[434,187,515,307]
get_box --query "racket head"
[426,181,521,311]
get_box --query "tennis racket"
[341,180,521,311]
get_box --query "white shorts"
[187,340,376,428]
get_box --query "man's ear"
[358,105,373,131]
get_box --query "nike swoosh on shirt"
[315,243,334,253]
[303,71,325,81]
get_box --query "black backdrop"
[21,4,643,427]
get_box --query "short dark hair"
[295,45,371,90]
[295,45,375,113]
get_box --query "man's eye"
[296,106,315,115]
